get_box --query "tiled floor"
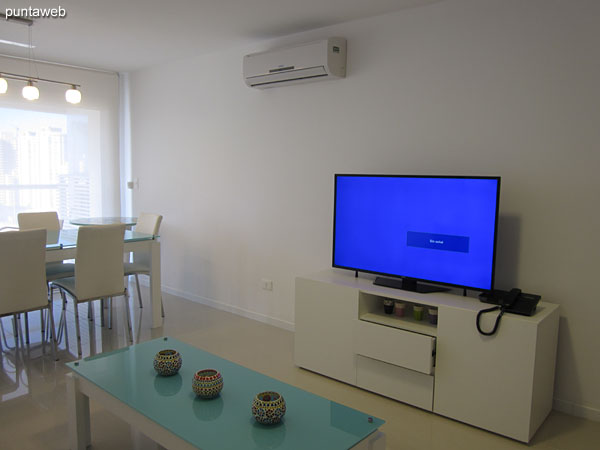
[0,285,598,450]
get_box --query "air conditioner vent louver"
[243,38,346,89]
[269,66,295,73]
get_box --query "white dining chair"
[17,211,61,231]
[18,211,74,279]
[125,213,164,316]
[51,224,132,357]
[18,211,74,341]
[0,229,58,359]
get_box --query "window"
[0,56,120,228]
[0,106,102,228]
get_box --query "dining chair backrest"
[135,213,162,236]
[75,224,126,301]
[0,229,48,316]
[18,211,61,231]
[132,213,162,267]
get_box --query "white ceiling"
[0,0,442,72]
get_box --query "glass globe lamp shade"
[22,82,39,100]
[0,77,7,94]
[65,86,81,104]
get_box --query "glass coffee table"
[66,337,385,450]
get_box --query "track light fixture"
[0,14,82,104]
[0,72,82,103]
[65,85,82,104]
[22,80,39,100]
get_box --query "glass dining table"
[46,228,163,328]
[70,217,138,227]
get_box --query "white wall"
[129,0,600,419]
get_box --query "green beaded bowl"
[252,391,286,425]
[153,349,182,376]
[192,369,223,399]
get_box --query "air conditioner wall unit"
[243,37,347,89]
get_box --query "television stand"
[373,276,449,293]
[294,270,559,443]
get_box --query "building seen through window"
[0,107,102,228]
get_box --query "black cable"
[476,305,505,336]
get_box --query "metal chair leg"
[15,315,25,348]
[53,289,64,343]
[73,300,83,357]
[48,303,58,361]
[108,297,113,329]
[124,292,133,344]
[58,311,67,346]
[39,312,46,354]
[133,273,165,317]
[100,299,105,327]
[24,312,30,344]
[135,274,143,308]
[46,305,51,340]
[52,288,59,340]
[40,309,45,340]
[12,314,18,340]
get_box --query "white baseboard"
[155,283,295,332]
[554,398,600,422]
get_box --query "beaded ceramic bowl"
[153,349,182,376]
[252,391,286,425]
[192,369,223,399]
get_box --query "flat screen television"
[332,174,501,292]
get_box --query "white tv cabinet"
[294,270,559,443]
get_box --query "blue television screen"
[333,175,500,291]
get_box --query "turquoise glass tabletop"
[66,337,384,450]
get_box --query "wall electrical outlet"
[261,278,273,291]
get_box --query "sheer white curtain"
[0,55,120,228]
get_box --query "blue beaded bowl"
[192,369,223,399]
[153,349,182,376]
[252,391,286,425]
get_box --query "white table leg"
[150,240,162,328]
[350,431,386,449]
[66,372,91,450]
[370,431,386,450]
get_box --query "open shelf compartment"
[358,292,438,337]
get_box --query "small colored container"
[252,391,286,425]
[193,369,223,398]
[413,305,424,321]
[428,307,438,325]
[383,299,394,314]
[153,349,182,376]
[394,302,405,317]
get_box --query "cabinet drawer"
[354,320,435,374]
[357,355,434,411]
